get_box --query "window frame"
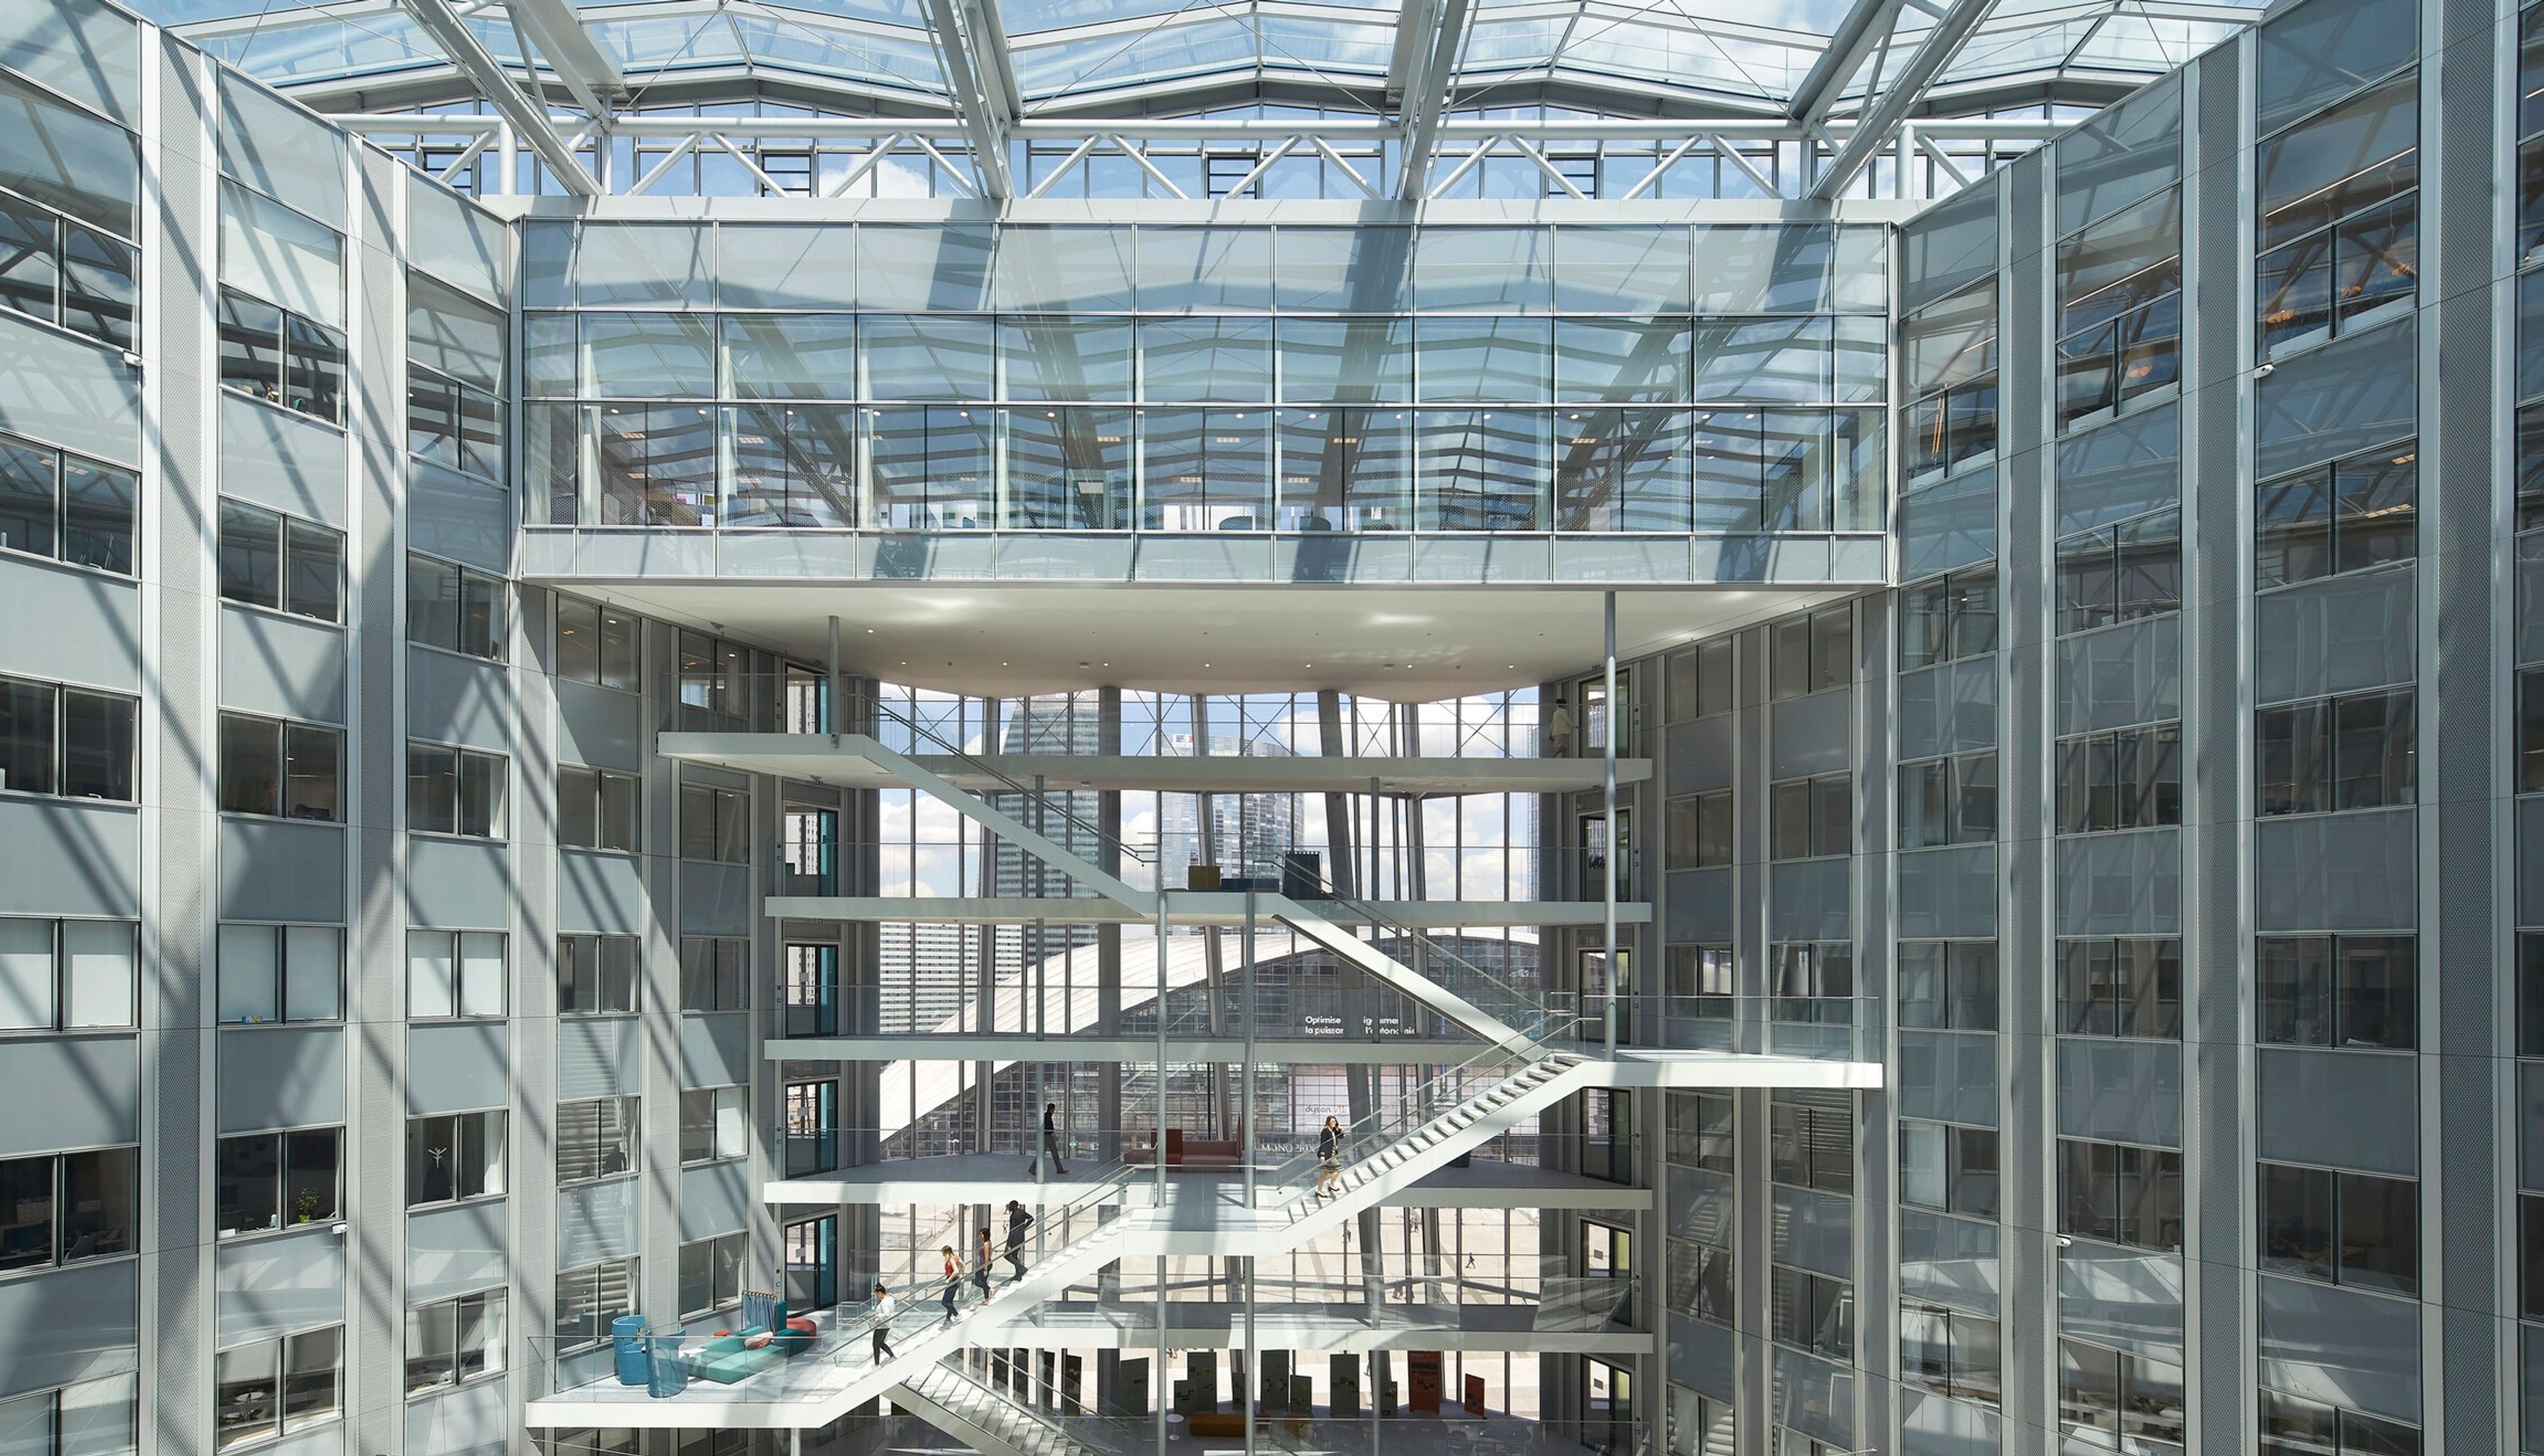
[2056,1135,2185,1253]
[2055,721,2184,833]
[213,1125,343,1240]
[677,1085,748,1167]
[405,1109,507,1210]
[0,1143,138,1276]
[554,596,643,694]
[405,552,506,661]
[215,497,344,625]
[214,922,344,1026]
[0,917,138,1031]
[680,936,748,1013]
[0,431,136,576]
[558,764,641,853]
[213,1323,343,1451]
[405,740,508,839]
[215,711,341,822]
[216,284,345,427]
[677,1231,749,1322]
[2055,937,2184,1039]
[1896,939,1999,1031]
[556,1096,641,1186]
[403,1286,507,1398]
[557,933,640,1015]
[0,674,138,804]
[2257,1159,2419,1298]
[405,929,508,1021]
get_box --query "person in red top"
[939,1245,961,1322]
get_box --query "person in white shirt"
[869,1284,897,1363]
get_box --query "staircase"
[890,1358,1106,1456]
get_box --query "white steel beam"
[1809,0,2000,201]
[399,0,600,194]
[1787,0,1907,127]
[1393,0,1477,200]
[501,0,621,119]
[919,0,1020,198]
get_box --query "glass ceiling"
[142,0,2262,125]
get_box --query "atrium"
[0,0,2492,1453]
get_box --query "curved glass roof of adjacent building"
[138,0,2261,126]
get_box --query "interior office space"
[0,0,2523,1451]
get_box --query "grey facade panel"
[1663,867,1734,943]
[404,1373,510,1456]
[1900,185,1999,314]
[1897,467,1997,581]
[0,799,140,918]
[405,837,512,929]
[0,559,140,693]
[1768,1347,1855,1448]
[556,1176,641,1269]
[215,1025,346,1134]
[1897,659,1997,760]
[2054,1241,2184,1359]
[559,849,647,934]
[407,1200,508,1304]
[406,1020,510,1114]
[680,1011,749,1089]
[0,1256,139,1400]
[2054,1037,2182,1149]
[2521,533,2544,668]
[558,1015,639,1100]
[2252,566,2416,705]
[2253,315,2417,479]
[1899,1210,1998,1316]
[219,391,346,529]
[1769,1184,1852,1279]
[409,459,509,575]
[680,860,755,937]
[2254,1274,2420,1426]
[556,678,646,772]
[215,1225,345,1346]
[1767,689,1850,779]
[1898,1030,1998,1128]
[1896,845,1999,940]
[406,648,513,752]
[1900,1387,2002,1455]
[0,1034,140,1156]
[2254,810,2418,932]
[0,313,142,468]
[2052,402,2179,538]
[2254,1047,2418,1177]
[2056,616,2181,735]
[1667,1165,1734,1245]
[2052,74,2182,237]
[1766,858,1850,943]
[678,1161,753,1241]
[1666,1316,1736,1402]
[2054,830,2182,935]
[218,606,348,725]
[217,819,347,923]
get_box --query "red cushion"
[786,1316,816,1335]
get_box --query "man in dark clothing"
[1004,1199,1034,1281]
[1032,1100,1069,1175]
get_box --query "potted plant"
[295,1186,321,1223]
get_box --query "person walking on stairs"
[1005,1200,1034,1282]
[972,1227,995,1302]
[1315,1115,1343,1199]
[869,1284,897,1363]
[939,1245,961,1323]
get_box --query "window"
[406,929,505,1019]
[559,766,639,851]
[1665,945,1732,1019]
[1768,606,1852,700]
[2258,935,2413,1049]
[555,1257,639,1351]
[214,1127,341,1237]
[0,675,138,802]
[217,500,343,623]
[558,935,639,1015]
[404,1289,506,1396]
[407,743,506,838]
[2056,722,2182,832]
[784,1079,837,1176]
[2058,1137,2184,1251]
[680,783,749,862]
[555,597,641,692]
[1769,942,1853,1025]
[1768,773,1850,859]
[0,1147,136,1271]
[2055,507,2181,633]
[2255,441,2416,589]
[681,937,747,1012]
[1897,941,1997,1030]
[215,924,342,1024]
[1666,1091,1733,1172]
[2256,688,2415,815]
[2056,938,2182,1039]
[0,191,137,351]
[680,1087,747,1166]
[1664,790,1732,869]
[0,1380,139,1456]
[2260,1390,2420,1456]
[407,554,505,660]
[2258,74,2418,361]
[1898,751,1996,849]
[214,1326,341,1449]
[678,631,787,732]
[406,1112,505,1208]
[2058,1339,2184,1455]
[218,287,343,424]
[1770,1093,1851,1194]
[1901,1303,2001,1409]
[557,1097,639,1184]
[1899,1120,1999,1219]
[1902,278,1998,480]
[0,433,136,574]
[0,918,136,1030]
[1769,1267,1853,1361]
[409,370,504,481]
[2258,1163,2417,1296]
[1665,1239,1733,1327]
[1899,568,1998,669]
[2520,668,2544,793]
[2056,189,2182,428]
[782,943,837,1037]
[2524,1193,2544,1318]
[678,1231,748,1320]
[1664,637,1734,721]
[2519,933,2544,1058]
[217,713,341,821]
